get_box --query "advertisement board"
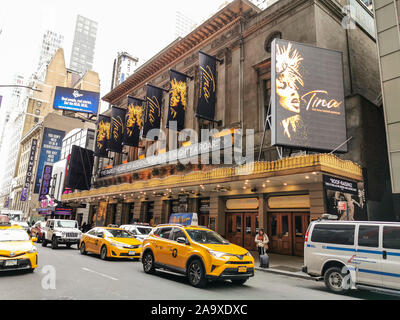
[34,128,65,194]
[271,39,347,152]
[169,213,198,227]
[21,139,38,202]
[53,86,100,114]
[323,175,367,221]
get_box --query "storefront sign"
[21,139,38,202]
[53,86,100,114]
[226,198,259,210]
[34,128,65,194]
[323,174,367,221]
[268,195,310,209]
[99,136,234,178]
[199,198,210,214]
[271,39,347,152]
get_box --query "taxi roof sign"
[169,213,199,227]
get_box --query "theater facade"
[63,0,393,255]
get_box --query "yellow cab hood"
[108,237,142,246]
[199,243,248,255]
[0,241,34,257]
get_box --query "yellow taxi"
[142,224,255,287]
[79,227,142,260]
[0,224,38,272]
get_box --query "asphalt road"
[0,245,398,300]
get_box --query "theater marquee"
[271,39,347,152]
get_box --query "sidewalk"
[251,252,315,281]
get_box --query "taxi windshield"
[137,227,152,235]
[0,229,30,242]
[105,229,135,238]
[186,229,229,245]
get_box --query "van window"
[311,224,355,246]
[358,226,379,248]
[383,227,400,250]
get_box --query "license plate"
[128,251,136,256]
[238,267,247,273]
[5,260,18,267]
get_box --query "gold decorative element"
[62,154,362,201]
[169,78,187,119]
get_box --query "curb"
[255,267,317,281]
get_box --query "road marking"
[81,267,119,281]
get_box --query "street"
[0,246,398,300]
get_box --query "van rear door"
[355,224,383,287]
[382,226,400,290]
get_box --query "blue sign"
[34,128,65,194]
[53,86,99,114]
[169,213,198,226]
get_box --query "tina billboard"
[271,39,347,152]
[53,86,100,114]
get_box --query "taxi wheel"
[80,242,87,255]
[324,267,350,294]
[188,259,207,288]
[100,245,108,260]
[231,278,248,285]
[142,251,156,274]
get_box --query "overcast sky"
[0,0,232,111]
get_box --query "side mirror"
[31,237,38,243]
[97,233,104,238]
[177,237,188,245]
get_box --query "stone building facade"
[63,0,396,256]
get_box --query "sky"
[0,0,233,111]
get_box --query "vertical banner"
[39,165,53,201]
[143,84,163,139]
[108,106,126,153]
[196,51,217,121]
[167,70,188,132]
[94,115,111,157]
[21,139,38,202]
[34,128,65,194]
[124,97,144,147]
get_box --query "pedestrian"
[81,222,87,233]
[255,229,269,266]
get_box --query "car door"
[84,229,97,253]
[47,221,55,240]
[154,227,174,265]
[382,226,400,290]
[93,229,105,254]
[167,228,192,271]
[355,224,383,287]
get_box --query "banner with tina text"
[196,51,217,121]
[167,70,188,132]
[124,97,144,147]
[94,115,111,158]
[109,106,127,153]
[143,84,163,140]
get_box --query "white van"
[303,220,400,295]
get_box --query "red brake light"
[305,231,309,242]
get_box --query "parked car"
[303,220,400,295]
[41,219,82,249]
[0,226,38,272]
[120,223,153,242]
[79,227,142,260]
[31,221,46,243]
[142,224,254,288]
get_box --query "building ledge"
[62,154,362,202]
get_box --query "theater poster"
[124,97,144,147]
[323,174,368,221]
[143,84,163,140]
[94,115,111,158]
[271,39,347,152]
[109,106,126,153]
[167,70,188,132]
[196,52,217,121]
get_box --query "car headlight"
[109,241,125,248]
[28,247,37,253]
[208,250,230,259]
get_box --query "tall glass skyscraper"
[70,15,98,74]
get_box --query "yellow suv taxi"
[79,227,142,260]
[142,225,255,287]
[0,225,38,272]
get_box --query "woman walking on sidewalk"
[255,229,269,265]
